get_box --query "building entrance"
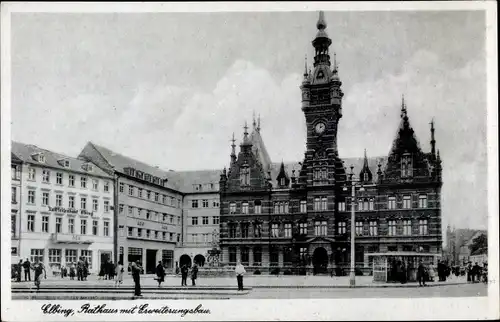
[312,247,329,275]
[146,249,157,274]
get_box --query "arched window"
[363,199,369,211]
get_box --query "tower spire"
[257,114,261,132]
[253,111,257,130]
[230,132,236,163]
[304,55,308,76]
[430,118,436,158]
[312,11,332,67]
[333,52,338,71]
[401,94,407,118]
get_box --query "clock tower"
[297,11,347,188]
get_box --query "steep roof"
[168,169,222,193]
[85,142,178,190]
[249,129,272,172]
[11,141,111,178]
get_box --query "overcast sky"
[11,10,487,230]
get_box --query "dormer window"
[82,163,93,172]
[32,153,45,163]
[280,178,285,186]
[58,159,70,168]
[364,172,369,182]
[401,153,413,178]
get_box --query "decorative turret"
[377,163,383,183]
[230,133,237,165]
[240,121,252,150]
[359,149,373,183]
[312,11,332,68]
[302,56,310,85]
[219,167,228,192]
[430,119,436,160]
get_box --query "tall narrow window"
[241,222,249,238]
[69,175,75,187]
[403,195,412,209]
[241,202,249,214]
[271,223,279,237]
[337,221,347,234]
[81,177,87,188]
[42,192,49,206]
[355,221,363,236]
[369,221,378,236]
[28,168,36,181]
[55,217,62,233]
[229,202,236,214]
[401,154,413,178]
[28,190,35,204]
[388,220,397,236]
[80,219,87,235]
[314,197,321,211]
[388,196,396,210]
[254,200,262,214]
[27,215,35,232]
[299,222,308,235]
[42,216,49,233]
[403,220,412,236]
[314,221,327,236]
[68,196,75,208]
[419,219,428,235]
[419,195,428,208]
[284,223,292,237]
[56,173,63,185]
[300,200,307,213]
[338,201,346,212]
[56,194,62,207]
[42,170,50,183]
[321,197,327,211]
[369,198,375,211]
[68,218,74,234]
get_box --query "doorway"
[312,247,329,275]
[100,251,112,269]
[180,254,192,268]
[146,249,157,274]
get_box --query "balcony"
[51,233,93,244]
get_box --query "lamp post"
[343,170,364,288]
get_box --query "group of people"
[13,258,46,290]
[466,261,487,283]
[98,259,117,280]
[179,263,199,286]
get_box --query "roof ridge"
[12,141,86,162]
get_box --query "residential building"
[11,141,114,275]
[168,170,221,268]
[78,143,182,274]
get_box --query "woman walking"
[115,261,124,287]
[155,261,165,287]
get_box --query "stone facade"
[218,12,443,274]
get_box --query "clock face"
[315,122,326,134]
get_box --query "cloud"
[12,50,487,230]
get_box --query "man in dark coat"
[23,259,31,281]
[473,262,481,283]
[180,264,188,286]
[77,258,84,281]
[131,261,142,296]
[191,263,199,286]
[417,261,427,287]
[16,260,23,282]
[467,262,473,282]
[83,259,89,280]
[156,261,165,287]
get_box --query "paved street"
[11,274,486,300]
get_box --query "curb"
[11,282,466,290]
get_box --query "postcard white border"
[1,1,498,321]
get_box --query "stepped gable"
[11,141,111,178]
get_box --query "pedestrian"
[131,261,142,297]
[473,262,480,283]
[16,260,23,282]
[466,262,473,282]
[60,265,65,279]
[235,261,246,291]
[482,263,488,283]
[31,258,46,291]
[175,262,180,275]
[180,264,188,286]
[83,258,89,281]
[428,263,436,282]
[191,263,199,286]
[77,258,83,281]
[115,261,124,287]
[400,261,407,284]
[156,261,165,287]
[69,263,76,280]
[23,258,31,281]
[99,261,106,280]
[108,261,115,280]
[417,260,426,287]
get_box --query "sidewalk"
[12,274,469,289]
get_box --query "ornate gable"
[382,98,433,183]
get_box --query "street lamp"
[343,169,365,287]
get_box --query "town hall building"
[218,12,443,276]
